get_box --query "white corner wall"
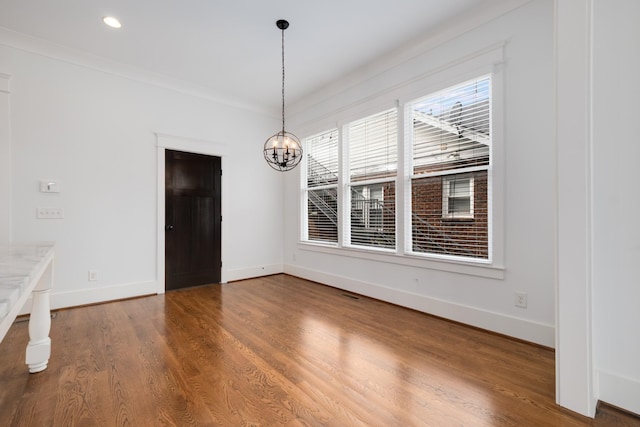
[555,0,596,416]
[592,0,640,416]
[283,0,556,347]
[0,40,285,310]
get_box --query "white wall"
[0,40,284,309]
[592,0,640,415]
[283,0,556,347]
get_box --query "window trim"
[297,240,503,279]
[297,44,505,276]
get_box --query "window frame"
[297,44,504,278]
[407,74,492,261]
[301,129,340,245]
[344,108,398,251]
[442,174,475,220]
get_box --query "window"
[442,175,474,219]
[304,129,339,244]
[347,109,397,250]
[300,74,494,264]
[409,76,490,259]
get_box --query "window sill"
[441,217,475,222]
[297,241,504,279]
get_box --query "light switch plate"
[39,180,60,193]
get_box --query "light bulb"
[103,16,122,29]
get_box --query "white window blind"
[409,76,491,259]
[347,109,397,249]
[305,129,339,244]
[349,109,397,182]
[412,77,490,174]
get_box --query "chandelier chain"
[281,26,286,132]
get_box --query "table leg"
[25,262,53,373]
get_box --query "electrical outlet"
[88,270,98,281]
[515,292,528,308]
[36,207,64,219]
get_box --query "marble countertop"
[0,242,55,320]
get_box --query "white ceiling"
[0,0,514,113]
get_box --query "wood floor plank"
[0,274,638,426]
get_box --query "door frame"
[156,133,228,294]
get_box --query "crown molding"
[289,0,533,115]
[0,26,275,117]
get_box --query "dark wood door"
[165,150,221,290]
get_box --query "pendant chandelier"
[263,19,302,172]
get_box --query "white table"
[0,242,54,373]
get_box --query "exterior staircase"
[306,155,473,256]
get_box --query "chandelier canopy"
[263,19,302,172]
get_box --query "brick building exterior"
[411,171,488,258]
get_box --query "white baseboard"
[18,280,158,315]
[597,370,640,416]
[17,263,286,315]
[18,265,555,348]
[284,264,555,347]
[225,263,283,283]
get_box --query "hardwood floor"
[1,274,638,426]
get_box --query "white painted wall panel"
[284,0,556,346]
[1,43,284,307]
[592,0,640,416]
[555,0,596,417]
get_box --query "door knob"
[165,225,174,231]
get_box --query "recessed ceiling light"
[102,16,122,29]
